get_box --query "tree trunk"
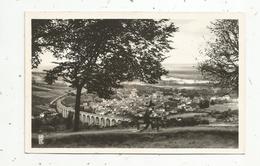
[73,85,82,131]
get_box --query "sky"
[162,19,213,65]
[35,19,215,72]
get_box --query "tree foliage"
[32,19,177,97]
[32,20,54,68]
[198,19,239,94]
[32,19,178,131]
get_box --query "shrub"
[180,117,200,126]
[210,100,215,105]
[199,99,210,108]
[198,119,210,125]
[165,117,199,127]
[32,118,42,132]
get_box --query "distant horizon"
[33,63,199,73]
[33,54,202,72]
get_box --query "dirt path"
[32,125,238,139]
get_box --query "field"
[32,73,72,116]
[32,126,238,148]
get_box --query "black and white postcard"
[25,12,245,153]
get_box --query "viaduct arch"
[56,98,130,127]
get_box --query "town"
[32,73,238,134]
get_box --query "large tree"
[31,19,54,68]
[198,19,239,94]
[32,19,178,131]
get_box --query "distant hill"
[162,63,198,71]
[33,63,205,82]
[162,63,204,80]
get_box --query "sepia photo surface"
[25,12,245,153]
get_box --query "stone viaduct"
[56,98,130,127]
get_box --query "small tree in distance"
[198,19,239,95]
[32,19,178,131]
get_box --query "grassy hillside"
[32,82,71,116]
